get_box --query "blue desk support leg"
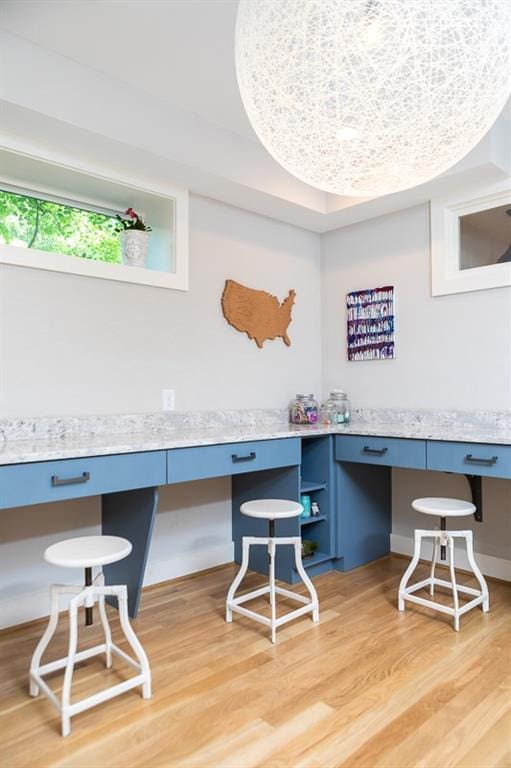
[102,487,159,618]
[334,461,391,571]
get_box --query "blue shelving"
[300,480,327,493]
[298,550,331,569]
[233,436,336,584]
[300,514,327,526]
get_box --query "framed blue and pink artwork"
[347,286,395,361]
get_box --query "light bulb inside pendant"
[336,126,359,141]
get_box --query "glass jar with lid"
[326,390,351,425]
[290,394,319,424]
[319,401,333,425]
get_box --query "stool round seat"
[228,497,319,643]
[240,499,303,520]
[44,535,132,569]
[399,496,488,632]
[412,497,475,517]
[32,534,150,736]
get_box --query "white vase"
[120,230,150,267]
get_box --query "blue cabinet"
[335,437,394,571]
[167,438,300,484]
[0,452,166,509]
[335,435,426,470]
[427,441,511,479]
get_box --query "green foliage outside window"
[0,189,122,264]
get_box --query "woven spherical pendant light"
[235,0,511,197]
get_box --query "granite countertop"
[0,411,510,466]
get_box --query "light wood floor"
[1,555,510,768]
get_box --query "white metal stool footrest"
[226,534,319,644]
[30,572,151,736]
[398,528,489,632]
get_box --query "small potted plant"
[301,539,319,560]
[116,208,152,267]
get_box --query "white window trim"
[430,180,511,297]
[0,134,189,291]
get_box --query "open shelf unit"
[232,435,337,584]
[295,436,336,578]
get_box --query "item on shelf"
[326,389,351,425]
[300,494,312,518]
[116,208,152,268]
[301,539,319,559]
[290,394,319,425]
[319,402,333,425]
[311,501,320,517]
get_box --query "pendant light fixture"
[235,0,510,197]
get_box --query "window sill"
[0,243,188,291]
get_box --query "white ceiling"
[1,0,256,140]
[1,0,509,232]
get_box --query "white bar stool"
[398,497,489,631]
[30,535,151,736]
[226,499,319,644]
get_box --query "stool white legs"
[226,535,319,644]
[30,574,151,736]
[29,584,77,698]
[292,540,320,623]
[398,529,489,631]
[465,530,490,612]
[429,537,439,596]
[97,573,113,668]
[226,537,251,624]
[269,538,277,644]
[398,530,422,612]
[447,537,460,631]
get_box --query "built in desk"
[1,420,509,616]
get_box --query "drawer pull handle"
[464,454,498,467]
[231,451,256,463]
[51,471,90,487]
[363,446,388,456]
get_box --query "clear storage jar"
[319,402,333,425]
[290,394,319,425]
[326,390,351,425]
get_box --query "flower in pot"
[116,208,152,267]
[301,539,319,560]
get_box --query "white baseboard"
[0,543,235,630]
[391,533,511,582]
[0,587,55,630]
[143,543,234,588]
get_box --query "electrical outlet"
[162,389,175,411]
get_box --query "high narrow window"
[0,188,122,264]
[0,146,189,291]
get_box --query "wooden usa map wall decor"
[221,279,296,349]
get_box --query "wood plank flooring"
[1,555,510,768]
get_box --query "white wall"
[321,204,511,572]
[322,203,511,410]
[1,195,321,417]
[0,193,321,627]
[1,120,510,625]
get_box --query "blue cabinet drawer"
[167,438,301,484]
[0,451,167,509]
[427,441,511,479]
[335,435,426,470]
